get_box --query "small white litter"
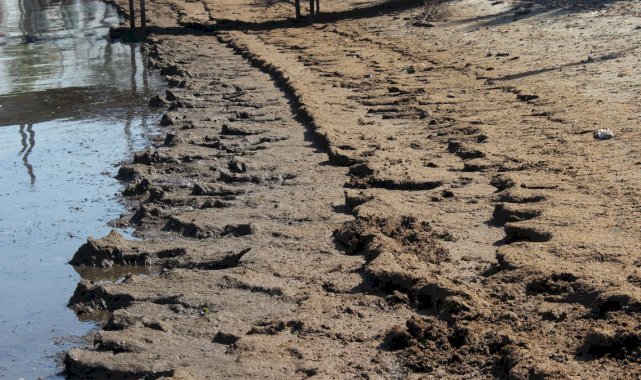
[594,128,614,140]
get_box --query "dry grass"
[413,0,452,23]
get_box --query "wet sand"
[64,0,641,378]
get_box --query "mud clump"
[67,280,135,314]
[384,316,528,376]
[122,178,152,196]
[149,94,168,107]
[579,328,641,360]
[492,203,541,225]
[385,316,453,373]
[334,210,482,322]
[164,217,256,238]
[70,230,128,267]
[334,214,449,263]
[70,230,185,267]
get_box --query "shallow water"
[0,0,162,378]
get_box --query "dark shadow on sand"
[491,49,629,82]
[453,0,626,30]
[112,0,424,38]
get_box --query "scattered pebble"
[594,128,615,140]
[402,65,416,74]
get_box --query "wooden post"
[315,0,319,14]
[295,0,301,18]
[128,0,135,29]
[309,0,314,16]
[139,0,147,29]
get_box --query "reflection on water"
[0,0,163,378]
[0,0,144,94]
[18,123,36,185]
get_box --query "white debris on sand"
[594,128,615,140]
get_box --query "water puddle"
[0,0,163,378]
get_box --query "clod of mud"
[492,203,542,225]
[116,165,146,181]
[159,114,175,127]
[334,214,449,263]
[64,348,174,379]
[191,183,246,196]
[164,133,181,146]
[70,230,185,267]
[344,190,375,210]
[164,215,256,238]
[149,94,168,107]
[579,327,641,359]
[221,123,268,136]
[503,222,552,243]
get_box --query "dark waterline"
[0,0,163,378]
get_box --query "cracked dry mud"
[66,0,641,378]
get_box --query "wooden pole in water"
[295,0,301,18]
[139,0,147,29]
[128,0,135,29]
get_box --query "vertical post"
[295,0,301,18]
[139,0,146,29]
[315,0,319,14]
[309,0,314,16]
[128,0,135,29]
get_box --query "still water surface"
[0,0,162,378]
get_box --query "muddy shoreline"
[65,0,641,378]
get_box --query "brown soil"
[65,0,641,378]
